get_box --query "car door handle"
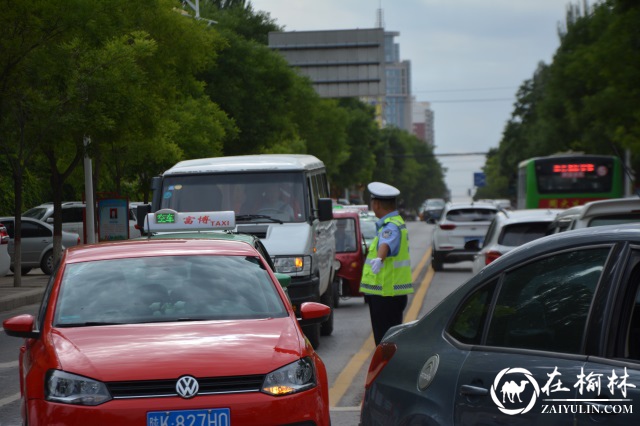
[460,384,489,396]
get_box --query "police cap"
[368,182,400,200]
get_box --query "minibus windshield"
[160,172,307,223]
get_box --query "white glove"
[371,257,383,274]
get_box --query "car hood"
[50,318,305,381]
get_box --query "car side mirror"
[317,198,333,222]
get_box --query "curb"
[0,288,46,312]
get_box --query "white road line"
[0,392,20,408]
[0,360,19,369]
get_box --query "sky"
[249,0,570,202]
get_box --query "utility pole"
[84,136,96,244]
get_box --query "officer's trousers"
[365,294,408,346]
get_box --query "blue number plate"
[147,408,230,426]
[464,236,483,244]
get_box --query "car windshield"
[23,207,49,220]
[498,222,551,246]
[54,255,288,326]
[335,218,357,253]
[446,208,497,222]
[426,200,445,209]
[160,172,307,223]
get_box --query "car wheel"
[303,323,321,349]
[432,251,444,271]
[332,277,341,308]
[40,250,54,275]
[320,281,334,336]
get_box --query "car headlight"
[262,358,317,396]
[45,370,112,406]
[273,256,311,276]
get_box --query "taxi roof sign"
[144,209,236,233]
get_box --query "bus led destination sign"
[552,163,595,173]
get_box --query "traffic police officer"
[360,182,414,345]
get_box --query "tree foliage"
[480,0,640,200]
[1,0,447,233]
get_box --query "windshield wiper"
[235,214,283,224]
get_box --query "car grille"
[107,374,266,399]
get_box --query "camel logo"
[490,367,541,415]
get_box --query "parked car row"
[0,217,81,275]
[24,201,144,243]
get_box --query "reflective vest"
[360,215,413,296]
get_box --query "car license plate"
[464,236,483,244]
[147,408,230,426]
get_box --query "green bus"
[517,154,624,209]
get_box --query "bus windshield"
[160,172,307,223]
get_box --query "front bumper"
[25,388,329,426]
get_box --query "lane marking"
[0,392,20,408]
[329,247,434,407]
[0,360,19,369]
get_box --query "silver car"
[0,217,80,275]
[469,209,563,274]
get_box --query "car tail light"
[439,224,456,230]
[365,342,396,389]
[0,227,8,245]
[485,250,502,265]
[76,237,81,245]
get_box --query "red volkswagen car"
[3,217,331,425]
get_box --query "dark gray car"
[362,224,640,425]
[0,217,80,275]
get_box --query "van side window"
[61,207,84,223]
[309,175,320,210]
[318,173,329,198]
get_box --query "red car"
[333,210,367,303]
[3,235,331,425]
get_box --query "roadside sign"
[474,172,486,187]
[97,198,129,241]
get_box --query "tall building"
[266,9,416,134]
[383,31,412,132]
[412,100,435,147]
[267,29,385,99]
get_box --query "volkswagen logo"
[176,375,200,399]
